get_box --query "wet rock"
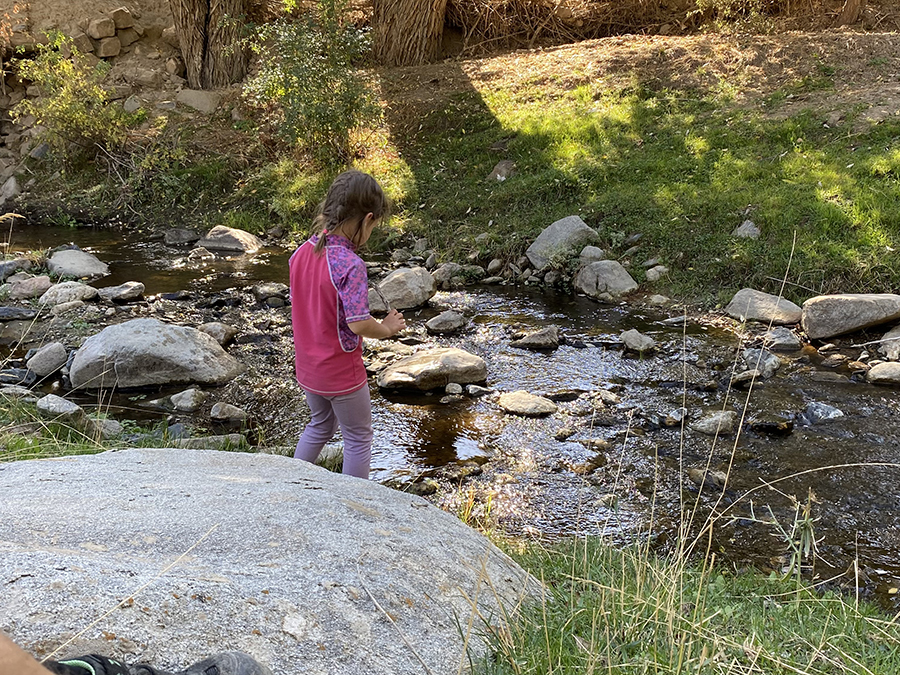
[664,408,687,426]
[98,281,144,303]
[595,390,620,406]
[688,468,728,488]
[877,325,900,361]
[691,410,739,435]
[425,310,467,334]
[498,391,557,417]
[579,245,605,264]
[36,393,83,422]
[581,438,611,452]
[440,462,483,482]
[252,282,289,304]
[574,261,638,299]
[644,265,668,282]
[732,220,760,239]
[210,402,248,423]
[749,419,794,436]
[621,329,656,354]
[465,384,492,397]
[764,326,802,351]
[8,275,52,300]
[38,281,99,306]
[171,388,207,413]
[742,348,781,378]
[725,289,801,325]
[440,394,466,404]
[821,353,849,368]
[0,369,35,386]
[198,225,263,253]
[572,451,607,475]
[70,318,244,390]
[803,402,844,424]
[0,258,32,282]
[554,426,576,441]
[867,362,900,386]
[510,326,559,350]
[377,348,487,391]
[731,369,762,387]
[187,247,215,261]
[26,342,67,378]
[197,321,239,346]
[0,306,37,321]
[526,216,601,270]
[433,263,463,287]
[445,383,463,395]
[376,267,437,310]
[809,371,850,384]
[47,249,109,280]
[802,294,900,340]
[164,228,201,245]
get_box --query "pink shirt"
[289,234,371,395]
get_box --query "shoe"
[177,652,273,675]
[52,655,131,675]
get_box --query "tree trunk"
[169,0,247,89]
[836,0,866,26]
[372,0,448,67]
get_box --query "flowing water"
[7,223,900,609]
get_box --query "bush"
[13,32,132,160]
[243,0,380,165]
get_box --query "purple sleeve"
[336,256,371,323]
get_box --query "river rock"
[35,393,84,422]
[526,216,600,270]
[0,258,32,282]
[187,246,216,261]
[425,310,467,334]
[725,289,801,325]
[764,326,802,351]
[377,348,487,391]
[198,225,263,253]
[574,261,638,299]
[801,294,900,340]
[0,449,534,675]
[433,263,463,286]
[70,318,244,389]
[164,228,201,245]
[197,321,239,346]
[211,402,248,423]
[38,281,100,305]
[376,267,436,310]
[742,348,781,378]
[498,391,557,417]
[621,329,656,354]
[171,387,207,412]
[877,325,900,361]
[87,417,124,440]
[867,362,900,386]
[8,275,52,300]
[466,384,492,397]
[48,249,109,279]
[98,281,144,303]
[51,300,85,316]
[803,401,844,424]
[0,306,37,321]
[579,245,605,264]
[691,410,739,435]
[26,342,67,377]
[510,326,559,350]
[252,282,289,304]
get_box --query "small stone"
[465,384,492,397]
[176,89,221,114]
[36,394,84,422]
[26,342,68,377]
[621,329,656,354]
[87,17,116,39]
[425,310,467,334]
[210,402,248,423]
[803,402,844,424]
[691,410,739,435]
[171,388,207,413]
[554,426,576,441]
[764,327,802,351]
[510,326,559,351]
[445,383,463,395]
[498,391,557,417]
[487,160,516,182]
[88,417,124,439]
[123,95,142,113]
[732,220,760,239]
[647,294,670,306]
[487,259,503,275]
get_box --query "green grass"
[477,538,900,675]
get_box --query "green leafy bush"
[243,0,380,165]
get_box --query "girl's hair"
[313,170,388,254]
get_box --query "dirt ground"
[1,0,173,37]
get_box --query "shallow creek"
[8,224,900,609]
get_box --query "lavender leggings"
[294,385,373,479]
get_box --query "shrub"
[243,0,380,165]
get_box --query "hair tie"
[322,228,328,234]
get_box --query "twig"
[850,336,900,348]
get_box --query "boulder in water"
[801,294,900,340]
[377,348,486,391]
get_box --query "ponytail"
[313,170,389,254]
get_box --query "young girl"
[289,170,405,479]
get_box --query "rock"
[555,426,576,441]
[118,27,140,48]
[0,306,37,321]
[210,402,248,423]
[648,294,670,306]
[466,384,492,397]
[71,31,93,53]
[377,348,487,391]
[111,6,134,29]
[87,417,124,439]
[376,268,436,310]
[579,245,605,264]
[38,281,100,306]
[187,246,216,261]
[164,228,201,245]
[198,225,263,253]
[510,326,559,350]
[867,362,900,386]
[526,216,600,270]
[731,369,762,387]
[0,449,533,675]
[0,369,35,386]
[251,282,289,304]
[645,265,668,282]
[0,258,32,282]
[95,36,121,58]
[574,261,638,299]
[176,89,221,114]
[171,388,207,412]
[764,326,802,351]
[123,95,142,113]
[70,318,244,389]
[87,17,116,39]
[486,160,516,182]
[691,410,739,435]
[8,275,52,300]
[197,321,238,347]
[732,220,760,239]
[725,289,801,325]
[391,248,412,263]
[0,384,37,400]
[0,176,19,205]
[98,281,144,303]
[487,259,503,275]
[433,263,463,286]
[498,391,557,417]
[445,383,463,395]
[48,249,109,279]
[801,294,900,340]
[51,300,85,316]
[803,401,844,424]
[367,287,387,314]
[425,310,467,334]
[621,329,656,354]
[742,348,781,378]
[35,393,84,422]
[877,325,900,361]
[26,342,67,377]
[688,468,728,488]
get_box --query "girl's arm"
[348,309,406,339]
[0,632,53,675]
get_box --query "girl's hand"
[382,309,406,335]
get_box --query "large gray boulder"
[725,289,801,325]
[38,281,100,306]
[526,216,600,270]
[0,449,534,675]
[574,261,638,299]
[801,294,900,340]
[70,318,244,389]
[867,362,900,386]
[376,268,437,310]
[198,225,263,253]
[377,348,487,391]
[47,249,109,279]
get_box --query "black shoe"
[177,652,273,675]
[50,655,131,675]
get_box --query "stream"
[6,222,900,610]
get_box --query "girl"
[289,170,406,479]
